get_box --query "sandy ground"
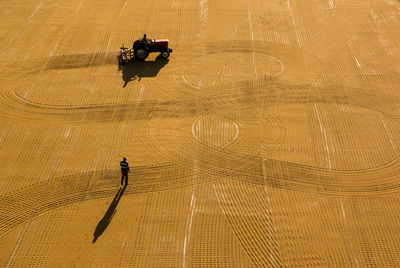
[1,0,400,266]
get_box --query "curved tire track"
[0,164,199,237]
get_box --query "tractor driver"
[142,34,149,45]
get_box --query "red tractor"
[119,34,173,64]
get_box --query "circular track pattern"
[181,51,283,90]
[149,102,284,178]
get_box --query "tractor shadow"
[92,185,127,243]
[119,55,169,87]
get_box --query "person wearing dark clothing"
[142,34,150,45]
[120,157,130,185]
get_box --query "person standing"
[120,157,130,185]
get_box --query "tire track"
[304,0,371,63]
[4,143,400,242]
[149,82,400,195]
[0,163,198,237]
[213,179,281,267]
[174,42,322,93]
[149,101,284,179]
[1,41,322,124]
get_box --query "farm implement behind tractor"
[119,34,173,65]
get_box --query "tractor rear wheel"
[161,51,170,58]
[134,47,149,60]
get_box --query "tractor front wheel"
[161,51,170,58]
[134,47,149,60]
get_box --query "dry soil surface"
[1,0,400,267]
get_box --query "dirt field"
[1,0,400,266]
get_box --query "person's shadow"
[92,185,127,243]
[120,55,169,87]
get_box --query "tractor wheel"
[134,47,149,60]
[161,51,170,58]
